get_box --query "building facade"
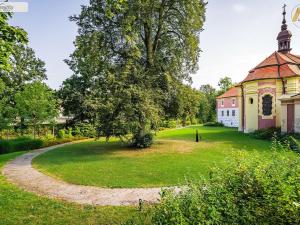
[280,94,300,133]
[216,87,240,127]
[217,6,300,133]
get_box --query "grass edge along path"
[0,151,136,225]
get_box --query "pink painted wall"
[217,98,239,109]
[257,85,276,129]
[258,116,276,129]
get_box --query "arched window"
[262,95,273,116]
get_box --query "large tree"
[0,13,27,72]
[2,44,47,91]
[15,82,58,138]
[1,44,48,133]
[61,0,206,146]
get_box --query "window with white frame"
[221,99,224,107]
[227,110,229,116]
[221,111,224,116]
[232,110,235,116]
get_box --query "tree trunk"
[144,23,154,68]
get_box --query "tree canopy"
[0,13,28,72]
[15,81,58,138]
[1,44,47,90]
[60,0,207,146]
[218,76,234,95]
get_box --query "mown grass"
[0,153,135,225]
[33,126,284,188]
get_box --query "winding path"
[2,142,176,206]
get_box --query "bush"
[203,121,224,127]
[190,117,198,125]
[67,128,73,138]
[249,127,281,140]
[163,120,177,129]
[126,152,300,225]
[57,129,66,139]
[131,133,153,148]
[185,120,191,126]
[0,137,43,154]
[287,136,300,153]
[73,123,97,138]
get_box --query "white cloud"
[232,4,247,13]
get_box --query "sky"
[8,0,300,90]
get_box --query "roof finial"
[281,4,287,30]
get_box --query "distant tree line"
[198,76,235,123]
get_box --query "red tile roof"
[242,52,300,83]
[217,87,239,99]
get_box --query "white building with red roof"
[216,87,240,127]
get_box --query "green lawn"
[0,153,135,225]
[33,126,277,188]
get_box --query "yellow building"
[236,7,300,133]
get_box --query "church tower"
[277,4,292,53]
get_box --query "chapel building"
[217,6,300,133]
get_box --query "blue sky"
[9,0,300,90]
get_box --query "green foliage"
[0,137,43,154]
[1,44,47,90]
[249,127,281,140]
[217,76,234,95]
[60,0,207,146]
[198,84,217,123]
[127,152,300,225]
[204,121,224,127]
[15,81,58,138]
[288,136,300,153]
[131,133,154,149]
[58,129,66,139]
[0,13,28,72]
[0,79,15,131]
[163,120,178,129]
[67,128,73,138]
[73,123,97,138]
[1,43,49,135]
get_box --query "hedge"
[0,137,43,154]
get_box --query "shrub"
[0,137,43,154]
[67,128,73,138]
[185,120,191,126]
[190,117,198,125]
[203,121,224,127]
[73,123,97,138]
[126,152,300,225]
[163,120,177,129]
[73,127,81,136]
[131,133,154,148]
[57,129,66,139]
[287,136,300,153]
[249,127,281,140]
[41,133,55,141]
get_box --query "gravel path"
[2,142,175,206]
